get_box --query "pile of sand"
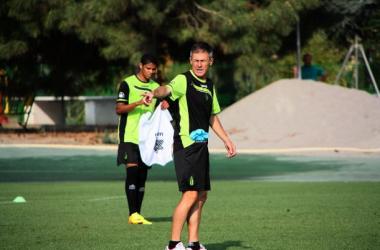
[209,79,380,157]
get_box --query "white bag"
[138,103,174,166]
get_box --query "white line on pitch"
[89,196,125,202]
[0,201,15,204]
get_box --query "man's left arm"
[321,72,327,81]
[318,67,327,81]
[209,114,236,158]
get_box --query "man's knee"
[182,191,208,205]
[183,191,198,203]
[198,191,208,203]
[126,163,138,168]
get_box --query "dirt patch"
[208,79,380,157]
[0,131,117,145]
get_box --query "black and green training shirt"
[167,70,221,149]
[116,75,159,144]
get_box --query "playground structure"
[334,36,380,97]
[0,68,35,129]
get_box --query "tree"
[1,0,348,102]
[320,0,380,89]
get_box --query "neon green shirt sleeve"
[212,86,221,114]
[167,75,187,101]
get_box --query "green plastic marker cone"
[13,196,26,203]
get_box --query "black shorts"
[174,142,210,191]
[117,142,150,168]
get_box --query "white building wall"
[27,96,118,126]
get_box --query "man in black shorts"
[142,42,236,250]
[116,53,169,225]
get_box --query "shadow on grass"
[150,216,172,222]
[2,148,377,182]
[206,240,252,249]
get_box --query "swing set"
[0,68,35,129]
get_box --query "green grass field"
[1,181,380,250]
[0,147,380,249]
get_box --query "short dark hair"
[303,54,312,59]
[140,53,158,66]
[190,42,213,58]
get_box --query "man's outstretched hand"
[141,92,154,106]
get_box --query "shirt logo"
[118,92,125,98]
[154,132,164,153]
[192,83,212,99]
[154,139,164,153]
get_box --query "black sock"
[187,242,200,250]
[169,241,181,249]
[137,167,148,214]
[126,166,139,215]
